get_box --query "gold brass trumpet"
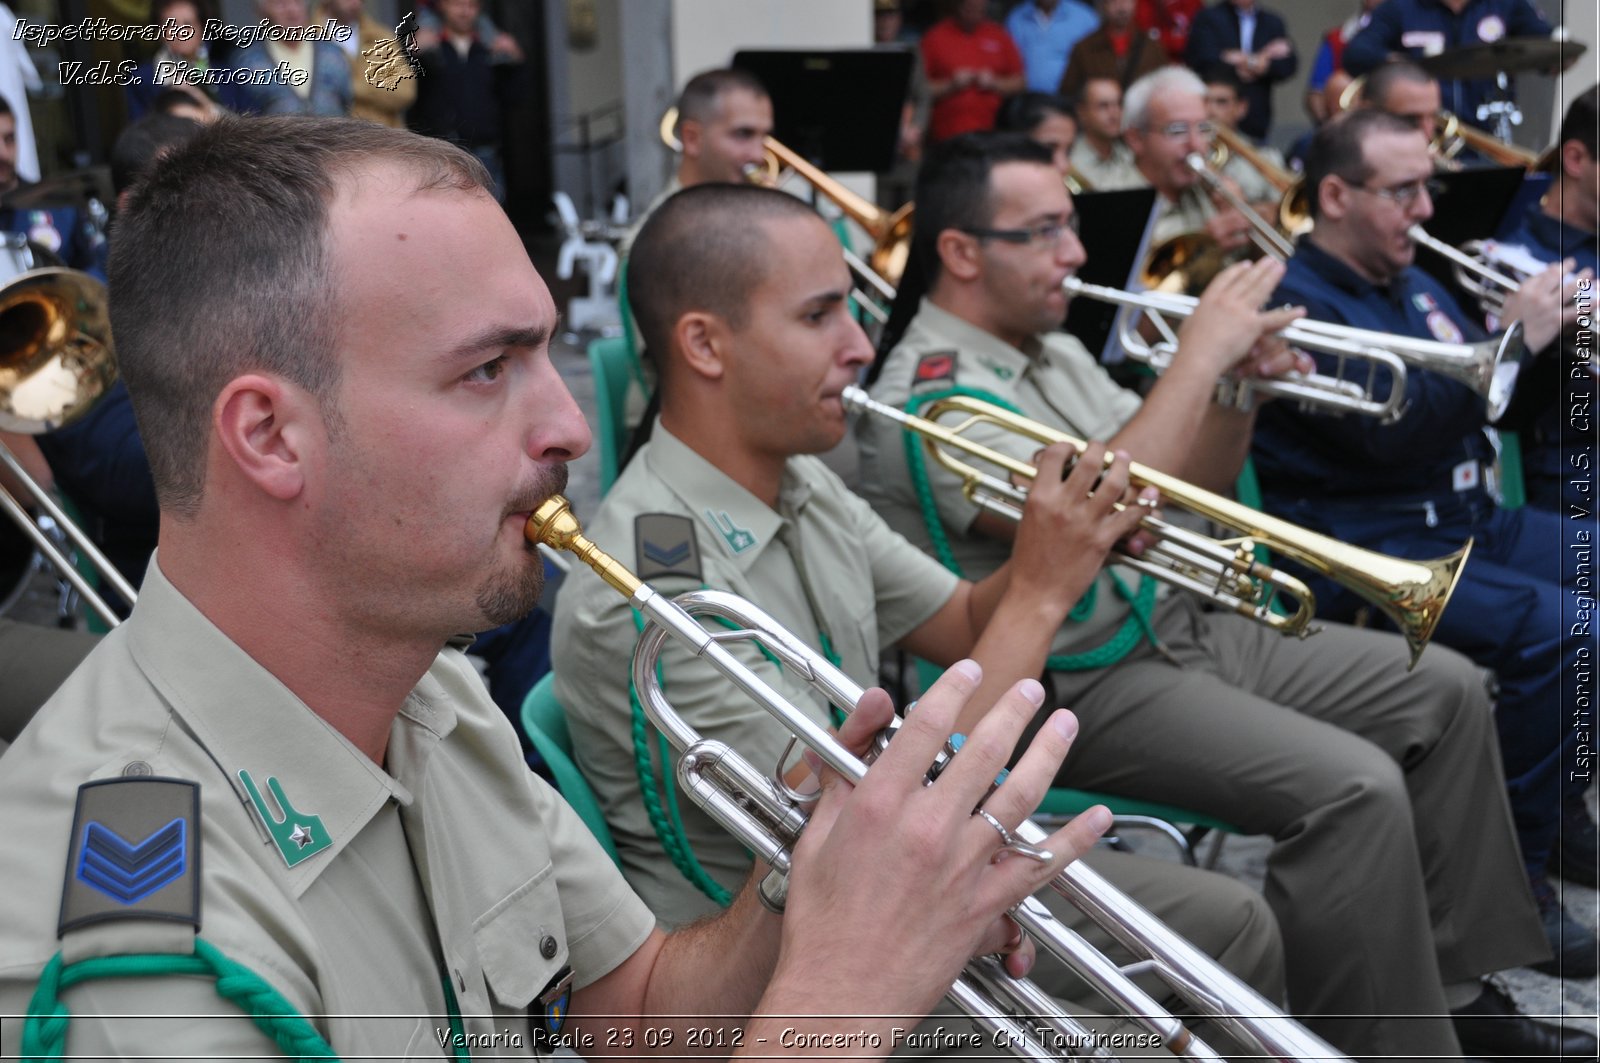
[841,388,1468,667]
[0,268,136,628]
[1066,274,1528,424]
[530,495,1352,1062]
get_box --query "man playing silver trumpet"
[857,129,1581,1060]
[552,182,1293,1051]
[1250,106,1598,988]
[0,115,1117,1061]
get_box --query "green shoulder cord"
[627,600,844,908]
[901,386,1160,671]
[24,938,340,1062]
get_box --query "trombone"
[0,268,136,629]
[530,495,1353,1063]
[842,388,1467,667]
[1067,274,1528,424]
[660,107,913,286]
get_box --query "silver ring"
[974,808,1015,847]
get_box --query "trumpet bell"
[0,268,116,433]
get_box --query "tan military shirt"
[1151,184,1218,247]
[552,424,958,928]
[856,299,1145,656]
[0,560,654,1059]
[1068,138,1146,192]
[1218,143,1286,212]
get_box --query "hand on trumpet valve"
[1234,331,1314,382]
[776,661,1108,1009]
[1497,258,1591,353]
[1178,257,1304,375]
[1017,441,1154,600]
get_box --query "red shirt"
[921,17,1024,142]
[1135,0,1203,63]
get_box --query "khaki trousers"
[1038,596,1546,1060]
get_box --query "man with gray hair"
[1123,65,1258,252]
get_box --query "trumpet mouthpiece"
[526,496,643,598]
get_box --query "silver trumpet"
[530,495,1352,1063]
[1407,224,1561,320]
[1065,274,1527,423]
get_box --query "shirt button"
[540,935,558,959]
[122,761,153,777]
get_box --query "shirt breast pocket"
[473,865,569,1011]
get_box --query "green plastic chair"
[910,657,1239,866]
[1497,430,1526,510]
[587,336,639,496]
[520,673,622,866]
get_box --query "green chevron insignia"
[239,770,332,868]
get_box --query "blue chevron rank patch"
[59,777,201,934]
[635,514,702,581]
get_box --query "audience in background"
[1058,0,1166,100]
[1005,0,1100,94]
[922,0,1025,142]
[1184,0,1296,139]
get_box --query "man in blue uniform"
[1342,0,1556,133]
[1497,86,1598,514]
[1249,108,1596,980]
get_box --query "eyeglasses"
[960,215,1081,247]
[1154,120,1216,140]
[1351,177,1445,207]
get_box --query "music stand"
[731,49,912,173]
[1063,187,1159,362]
[1411,166,1525,312]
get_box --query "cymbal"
[1417,36,1584,80]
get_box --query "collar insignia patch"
[705,509,758,554]
[239,770,332,868]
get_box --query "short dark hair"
[110,115,490,516]
[1301,109,1421,220]
[1200,62,1244,97]
[0,95,12,120]
[674,68,769,135]
[912,132,1054,285]
[626,183,819,379]
[1360,61,1433,110]
[1559,85,1599,157]
[996,92,1074,136]
[110,112,202,195]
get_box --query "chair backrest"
[587,336,638,495]
[520,673,622,865]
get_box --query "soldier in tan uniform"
[857,130,1567,1060]
[1067,78,1146,191]
[0,116,1110,1060]
[553,183,1288,1030]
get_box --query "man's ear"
[1315,174,1348,221]
[212,373,316,501]
[936,228,983,282]
[679,118,703,160]
[1561,140,1590,181]
[674,311,729,381]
